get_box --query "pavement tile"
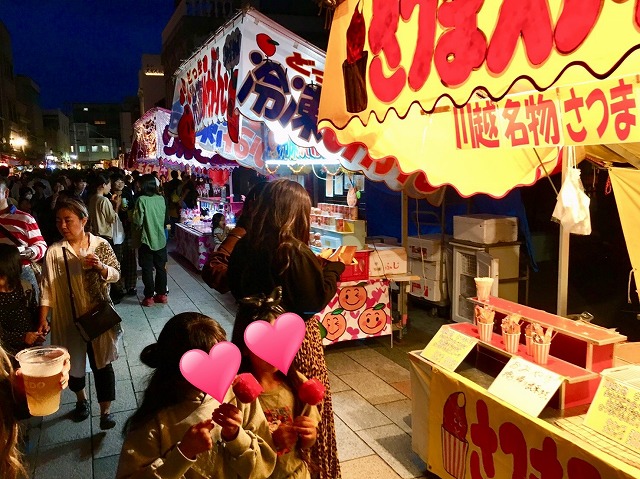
[390,380,412,399]
[130,364,153,392]
[332,390,393,431]
[355,424,426,479]
[325,352,369,376]
[33,437,93,479]
[90,380,137,417]
[328,371,351,393]
[340,455,403,479]
[334,415,374,461]
[90,411,130,458]
[38,401,93,445]
[94,454,121,479]
[340,371,406,405]
[375,399,412,434]
[346,348,411,384]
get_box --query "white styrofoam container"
[368,245,407,276]
[410,277,448,302]
[409,258,445,281]
[453,214,518,244]
[406,234,444,261]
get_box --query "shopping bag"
[112,216,125,245]
[551,147,592,235]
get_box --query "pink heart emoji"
[179,341,241,402]
[244,312,306,374]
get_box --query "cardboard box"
[409,258,445,281]
[410,277,448,302]
[368,245,407,276]
[406,234,444,261]
[453,215,518,244]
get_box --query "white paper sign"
[421,326,478,372]
[488,356,564,417]
[334,174,344,195]
[325,175,334,197]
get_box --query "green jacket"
[133,195,167,251]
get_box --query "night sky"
[0,0,174,110]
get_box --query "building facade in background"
[43,109,71,164]
[70,122,118,164]
[138,53,165,114]
[16,75,45,161]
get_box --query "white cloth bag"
[551,147,592,235]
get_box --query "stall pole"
[401,191,409,247]
[557,148,570,316]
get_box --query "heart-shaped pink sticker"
[244,312,306,374]
[179,341,241,402]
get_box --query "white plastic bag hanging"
[551,147,592,235]
[112,215,125,245]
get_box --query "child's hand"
[293,416,318,449]
[212,403,242,442]
[178,419,215,460]
[24,331,47,346]
[272,424,297,453]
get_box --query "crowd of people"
[0,168,349,478]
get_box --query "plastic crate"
[340,250,370,282]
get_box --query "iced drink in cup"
[79,247,95,269]
[15,346,68,416]
[474,277,494,301]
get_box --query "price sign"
[488,356,564,417]
[421,326,478,372]
[585,371,640,450]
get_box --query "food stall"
[317,0,640,476]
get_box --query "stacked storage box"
[407,234,448,303]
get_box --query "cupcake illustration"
[342,3,368,113]
[441,392,469,479]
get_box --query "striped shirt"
[0,206,47,263]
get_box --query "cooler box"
[368,245,407,277]
[410,277,448,302]
[453,214,518,244]
[406,235,444,261]
[339,250,371,282]
[409,258,445,281]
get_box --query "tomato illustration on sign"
[256,33,278,57]
[321,309,347,341]
[358,303,387,335]
[338,282,367,311]
[178,104,196,150]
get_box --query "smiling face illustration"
[322,312,347,341]
[338,285,367,311]
[358,306,387,335]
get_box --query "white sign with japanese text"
[489,356,564,417]
[421,326,478,372]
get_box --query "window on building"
[101,145,110,152]
[70,146,75,153]
[95,120,106,125]
[79,146,86,152]
[91,146,99,152]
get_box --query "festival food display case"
[174,223,215,271]
[410,296,638,479]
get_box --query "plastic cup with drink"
[474,277,494,302]
[79,247,95,270]
[15,346,69,416]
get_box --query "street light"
[10,136,27,149]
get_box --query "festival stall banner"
[313,279,391,346]
[427,367,639,479]
[318,0,640,197]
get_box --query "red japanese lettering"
[470,400,498,478]
[286,52,315,77]
[400,0,437,91]
[434,0,486,87]
[636,0,640,29]
[499,422,527,479]
[368,0,406,103]
[585,88,608,138]
[471,101,499,147]
[567,457,601,479]
[502,99,529,147]
[486,0,553,75]
[609,78,636,141]
[529,437,563,479]
[524,94,561,146]
[563,88,587,142]
[554,0,602,54]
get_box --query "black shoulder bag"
[62,247,122,342]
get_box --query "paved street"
[23,249,445,479]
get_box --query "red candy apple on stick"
[232,373,263,403]
[298,377,325,416]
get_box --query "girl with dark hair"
[0,243,42,356]
[233,287,320,479]
[38,197,121,430]
[117,312,277,479]
[132,174,168,307]
[211,213,226,251]
[228,178,345,479]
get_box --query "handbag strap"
[62,247,79,321]
[0,223,23,246]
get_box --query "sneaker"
[141,297,154,307]
[153,294,168,304]
[126,288,137,296]
[73,400,90,422]
[100,413,116,430]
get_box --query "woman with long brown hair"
[228,178,345,479]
